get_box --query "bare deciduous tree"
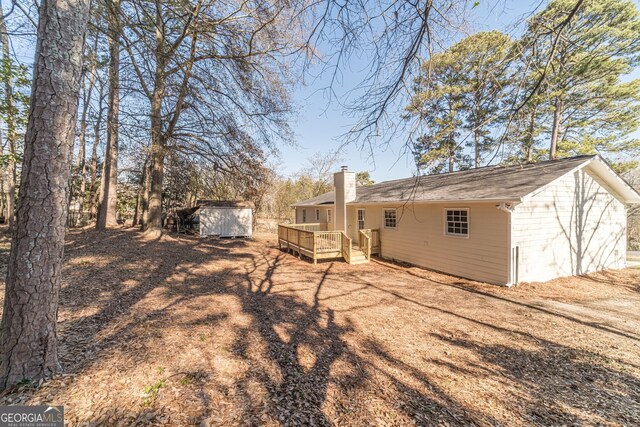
[96,0,121,229]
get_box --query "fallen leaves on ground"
[0,227,639,426]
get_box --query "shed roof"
[292,155,640,206]
[197,200,255,209]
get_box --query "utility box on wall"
[198,200,253,238]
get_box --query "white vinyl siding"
[295,206,334,228]
[512,167,627,283]
[347,203,510,285]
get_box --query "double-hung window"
[445,209,468,237]
[315,209,320,221]
[357,209,365,230]
[384,209,397,229]
[327,209,332,223]
[302,209,307,223]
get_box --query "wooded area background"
[1,0,638,235]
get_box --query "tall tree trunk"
[473,97,481,168]
[88,81,104,219]
[448,134,455,173]
[549,96,563,159]
[474,129,480,168]
[143,34,167,236]
[96,0,120,229]
[0,0,90,389]
[0,0,17,232]
[145,144,165,235]
[132,156,148,226]
[525,107,537,162]
[0,140,5,220]
[141,159,152,228]
[76,33,99,224]
[139,0,199,235]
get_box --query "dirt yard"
[1,228,639,426]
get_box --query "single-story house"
[198,200,253,238]
[290,155,640,285]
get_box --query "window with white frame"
[445,209,468,237]
[315,209,320,221]
[384,209,397,229]
[302,209,306,223]
[357,209,365,230]
[327,209,332,223]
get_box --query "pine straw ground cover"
[0,228,639,426]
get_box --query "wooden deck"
[278,223,380,264]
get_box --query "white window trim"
[383,208,397,229]
[443,208,469,239]
[357,208,365,230]
[315,209,320,221]
[327,209,332,223]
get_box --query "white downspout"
[496,202,517,286]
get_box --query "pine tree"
[0,0,90,389]
[408,31,512,172]
[455,31,513,167]
[524,0,640,161]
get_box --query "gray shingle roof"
[293,155,596,206]
[197,200,255,208]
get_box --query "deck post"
[313,232,317,264]
[286,227,290,253]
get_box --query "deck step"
[349,250,369,264]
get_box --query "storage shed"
[198,200,253,238]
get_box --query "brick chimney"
[334,166,356,232]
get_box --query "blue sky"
[4,0,639,182]
[281,0,640,182]
[280,1,538,182]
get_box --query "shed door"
[220,208,252,237]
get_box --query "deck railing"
[315,231,342,253]
[284,222,327,232]
[278,224,375,264]
[358,229,381,260]
[370,229,380,254]
[341,232,352,264]
[359,230,371,260]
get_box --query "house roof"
[292,155,640,206]
[292,192,335,206]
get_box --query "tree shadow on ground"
[193,248,482,425]
[55,231,490,425]
[328,267,640,425]
[56,229,252,374]
[372,258,640,342]
[4,230,639,426]
[431,332,640,426]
